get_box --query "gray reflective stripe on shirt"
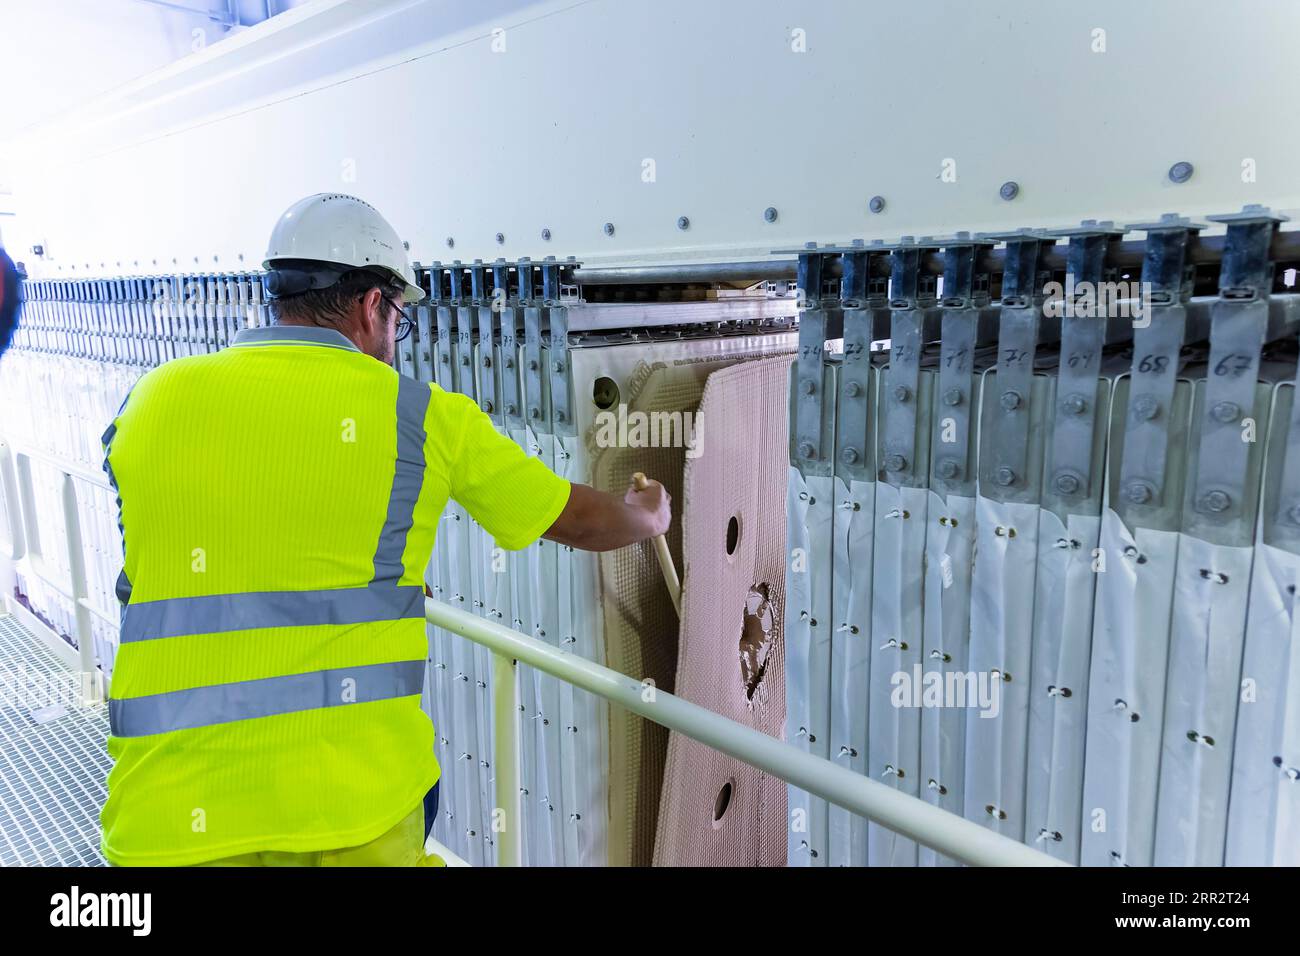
[230,325,361,352]
[104,449,131,608]
[371,375,430,584]
[108,658,425,737]
[119,584,424,643]
[103,449,132,607]
[102,391,133,607]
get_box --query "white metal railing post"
[0,439,26,560]
[426,597,1066,867]
[492,651,522,866]
[60,472,103,704]
[14,452,43,562]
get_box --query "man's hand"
[543,479,674,552]
[625,476,671,539]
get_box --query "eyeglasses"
[374,293,413,342]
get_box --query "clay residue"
[739,583,774,701]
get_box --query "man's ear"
[356,287,382,338]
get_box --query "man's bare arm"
[543,478,671,552]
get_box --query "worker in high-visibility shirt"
[99,194,672,866]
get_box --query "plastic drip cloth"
[1154,537,1255,865]
[477,429,514,857]
[964,495,1040,840]
[919,491,976,866]
[425,517,457,851]
[504,420,543,865]
[868,483,929,866]
[1025,509,1101,863]
[479,409,557,866]
[556,433,608,865]
[523,415,566,866]
[1226,543,1300,866]
[828,475,874,866]
[653,355,791,866]
[434,504,488,864]
[785,468,835,865]
[1080,508,1178,867]
[471,520,497,864]
[460,335,502,863]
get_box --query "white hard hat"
[262,193,423,303]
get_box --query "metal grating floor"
[0,614,111,866]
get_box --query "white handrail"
[424,598,1066,868]
[7,440,113,493]
[0,433,109,703]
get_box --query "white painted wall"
[8,0,1300,277]
[0,0,226,141]
[0,0,254,263]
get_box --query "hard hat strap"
[263,261,405,301]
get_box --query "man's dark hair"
[269,268,389,326]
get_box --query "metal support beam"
[879,236,938,487]
[933,232,993,493]
[1047,219,1126,500]
[1119,214,1202,510]
[1193,205,1289,520]
[981,229,1055,499]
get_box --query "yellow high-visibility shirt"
[100,324,570,866]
